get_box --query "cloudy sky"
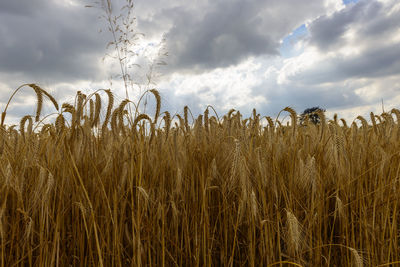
[1,0,399,125]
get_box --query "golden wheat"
[0,87,399,266]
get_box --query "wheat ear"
[370,112,378,135]
[349,248,363,267]
[133,114,152,129]
[176,114,185,132]
[317,109,326,142]
[391,108,400,125]
[75,91,85,126]
[55,114,65,134]
[28,84,59,120]
[62,103,75,115]
[102,89,114,131]
[163,111,171,141]
[204,107,209,133]
[333,113,338,124]
[284,107,297,137]
[264,116,274,129]
[91,93,101,128]
[110,99,130,136]
[30,84,59,111]
[89,98,94,123]
[227,109,236,119]
[149,89,161,124]
[40,124,53,135]
[118,99,130,136]
[111,108,120,136]
[184,106,189,132]
[117,99,130,115]
[356,115,368,129]
[381,112,394,126]
[19,115,32,141]
[0,112,5,127]
[28,84,43,122]
[286,210,302,255]
[340,118,348,128]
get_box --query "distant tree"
[299,106,326,125]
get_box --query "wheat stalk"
[175,168,182,197]
[1,84,55,126]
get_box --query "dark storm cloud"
[307,3,362,49]
[0,0,48,16]
[308,0,399,50]
[0,0,109,84]
[359,3,400,37]
[290,0,400,84]
[140,0,339,74]
[0,0,342,84]
[338,42,400,78]
[284,41,400,85]
[164,0,279,73]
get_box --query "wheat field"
[0,84,399,266]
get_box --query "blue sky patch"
[280,24,308,58]
[343,0,359,5]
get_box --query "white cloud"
[160,57,267,114]
[324,0,345,14]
